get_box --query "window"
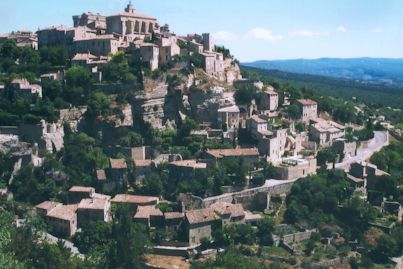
[192,237,196,243]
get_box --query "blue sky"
[1,0,402,61]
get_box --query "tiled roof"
[96,169,107,181]
[249,115,267,124]
[217,105,240,113]
[69,186,94,193]
[111,194,159,205]
[297,99,317,106]
[108,12,157,20]
[78,197,109,210]
[134,205,163,219]
[109,158,127,169]
[133,160,153,167]
[47,204,78,221]
[72,53,97,61]
[169,160,207,169]
[36,201,62,211]
[185,208,217,225]
[211,202,245,218]
[164,212,185,220]
[207,148,259,159]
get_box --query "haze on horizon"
[1,0,402,62]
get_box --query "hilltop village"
[0,3,402,269]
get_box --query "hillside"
[241,66,403,108]
[243,58,403,85]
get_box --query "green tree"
[256,216,275,246]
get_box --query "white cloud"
[245,27,283,41]
[213,31,238,42]
[371,27,383,33]
[337,26,347,33]
[290,30,329,37]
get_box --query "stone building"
[133,159,153,185]
[73,12,107,33]
[258,87,279,112]
[37,25,95,48]
[184,208,217,246]
[205,148,260,169]
[36,202,78,237]
[103,158,128,192]
[199,51,224,79]
[297,99,318,124]
[310,118,345,147]
[257,128,287,165]
[9,79,42,98]
[68,186,95,204]
[73,34,119,56]
[349,161,390,189]
[168,160,207,185]
[164,212,184,232]
[217,105,240,129]
[333,139,356,160]
[77,194,111,228]
[134,205,164,227]
[138,43,159,70]
[0,30,38,50]
[111,194,159,212]
[210,202,245,225]
[247,115,269,140]
[274,156,317,180]
[106,3,158,42]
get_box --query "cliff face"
[131,60,242,130]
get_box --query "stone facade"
[9,79,42,99]
[73,34,119,56]
[310,118,345,147]
[73,12,107,33]
[333,139,356,159]
[77,195,111,228]
[297,99,318,124]
[217,105,240,129]
[258,88,279,112]
[205,148,260,169]
[274,156,317,181]
[184,208,217,246]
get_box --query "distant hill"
[243,58,403,85]
[241,66,403,109]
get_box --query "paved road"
[335,131,389,171]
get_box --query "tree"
[73,221,112,254]
[108,205,149,269]
[86,92,111,118]
[234,85,258,106]
[223,224,256,245]
[65,66,92,89]
[256,216,275,246]
[287,104,302,119]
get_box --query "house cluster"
[21,3,240,83]
[35,186,249,246]
[0,79,43,100]
[0,30,38,49]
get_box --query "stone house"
[73,12,107,33]
[111,194,159,212]
[134,205,164,227]
[349,161,390,189]
[104,158,128,191]
[168,160,207,184]
[210,202,245,225]
[36,202,78,237]
[9,79,42,99]
[274,156,317,180]
[217,105,240,129]
[0,30,38,50]
[138,43,159,71]
[133,159,153,185]
[188,40,203,54]
[68,186,95,204]
[246,115,270,140]
[73,34,119,57]
[310,118,345,147]
[37,25,95,48]
[258,88,279,112]
[164,212,184,233]
[205,148,260,169]
[129,146,154,160]
[199,51,224,79]
[40,71,64,82]
[258,128,287,165]
[77,194,111,228]
[297,99,318,124]
[184,208,217,246]
[333,139,356,159]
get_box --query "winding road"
[335,131,389,171]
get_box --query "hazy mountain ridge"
[243,58,403,85]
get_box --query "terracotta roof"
[72,53,97,61]
[297,99,317,106]
[211,202,245,218]
[217,105,240,113]
[164,212,185,220]
[111,194,159,205]
[36,201,62,211]
[93,193,111,200]
[108,12,157,20]
[185,208,217,225]
[250,115,267,124]
[69,186,94,193]
[47,204,78,221]
[134,205,163,219]
[109,158,127,169]
[96,169,107,181]
[134,160,153,167]
[207,148,259,159]
[78,197,109,210]
[169,160,207,169]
